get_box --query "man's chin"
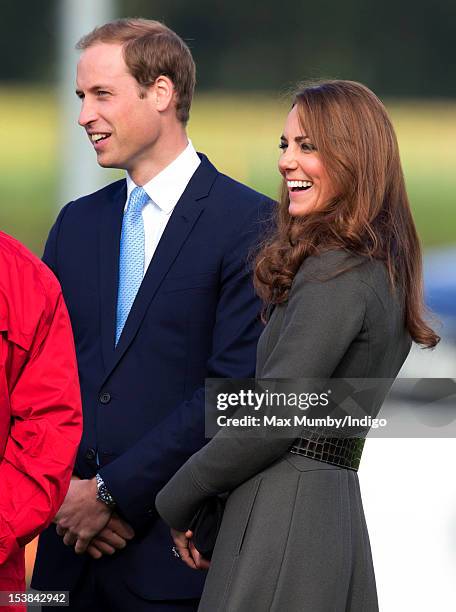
[95,155,121,170]
[95,155,110,168]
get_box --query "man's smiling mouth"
[90,133,111,143]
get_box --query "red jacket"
[0,232,82,606]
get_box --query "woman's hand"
[170,528,211,570]
[171,528,196,569]
[188,532,211,570]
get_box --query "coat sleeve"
[99,198,273,530]
[155,255,368,530]
[0,280,82,564]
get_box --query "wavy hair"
[254,80,439,348]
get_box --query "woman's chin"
[288,200,314,217]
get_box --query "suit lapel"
[102,155,218,380]
[99,180,127,373]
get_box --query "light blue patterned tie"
[115,186,149,345]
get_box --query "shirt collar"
[125,140,201,214]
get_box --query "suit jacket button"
[85,448,96,460]
[99,391,111,404]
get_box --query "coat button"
[99,391,111,404]
[85,448,96,460]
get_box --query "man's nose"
[78,99,97,127]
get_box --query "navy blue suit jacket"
[32,155,273,600]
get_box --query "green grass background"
[1,87,455,255]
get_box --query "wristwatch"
[95,473,116,508]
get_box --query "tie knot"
[128,186,149,214]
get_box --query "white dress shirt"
[125,141,201,274]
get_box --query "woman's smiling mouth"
[287,179,313,192]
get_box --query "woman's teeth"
[287,180,313,191]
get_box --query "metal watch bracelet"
[95,473,116,508]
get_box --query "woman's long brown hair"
[254,80,439,348]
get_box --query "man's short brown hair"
[76,18,196,124]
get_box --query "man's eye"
[97,90,110,97]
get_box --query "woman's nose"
[278,148,298,173]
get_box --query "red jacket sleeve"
[0,264,82,565]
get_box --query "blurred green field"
[0,87,455,255]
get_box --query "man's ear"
[150,75,174,112]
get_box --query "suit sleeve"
[155,257,367,530]
[0,285,82,564]
[42,202,73,276]
[100,199,273,530]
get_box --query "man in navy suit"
[32,17,272,612]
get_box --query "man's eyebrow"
[75,85,114,95]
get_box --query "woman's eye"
[301,142,316,152]
[278,142,287,150]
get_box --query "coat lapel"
[102,155,218,381]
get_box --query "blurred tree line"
[1,0,455,96]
